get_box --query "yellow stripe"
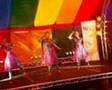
[34,0,64,26]
[56,0,83,24]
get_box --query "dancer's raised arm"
[68,31,74,40]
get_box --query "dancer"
[68,30,89,66]
[41,31,60,73]
[3,39,26,80]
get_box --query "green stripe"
[10,0,38,27]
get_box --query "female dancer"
[41,31,60,73]
[3,39,25,80]
[68,31,89,66]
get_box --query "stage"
[0,61,112,90]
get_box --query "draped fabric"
[0,0,11,28]
[56,0,82,24]
[0,0,108,29]
[73,0,104,25]
[10,0,39,27]
[106,0,112,20]
[34,0,64,26]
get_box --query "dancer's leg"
[48,65,52,74]
[85,60,90,65]
[77,59,80,66]
[8,71,12,80]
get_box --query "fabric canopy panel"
[34,0,63,26]
[10,0,38,27]
[106,0,112,20]
[56,0,82,24]
[0,0,11,28]
[0,0,108,29]
[73,0,104,25]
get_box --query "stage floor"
[0,61,112,90]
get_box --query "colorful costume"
[42,39,58,66]
[4,43,22,72]
[72,37,87,62]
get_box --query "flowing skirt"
[73,44,86,62]
[4,51,22,72]
[43,49,58,66]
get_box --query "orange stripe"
[56,0,82,24]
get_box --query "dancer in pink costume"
[3,39,25,80]
[68,31,89,66]
[41,32,60,73]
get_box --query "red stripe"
[73,0,104,25]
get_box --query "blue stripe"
[0,0,11,28]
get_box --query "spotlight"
[30,56,33,59]
[104,37,107,40]
[104,32,106,35]
[96,23,101,28]
[97,31,102,36]
[96,16,102,22]
[35,56,38,58]
[66,52,69,55]
[38,55,42,58]
[0,61,3,63]
[69,51,72,55]
[104,20,107,23]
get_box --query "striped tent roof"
[0,0,111,29]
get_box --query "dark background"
[52,26,81,58]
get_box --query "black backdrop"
[52,26,81,58]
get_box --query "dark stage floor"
[0,61,112,90]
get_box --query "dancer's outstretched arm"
[68,31,74,40]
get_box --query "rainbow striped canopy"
[0,0,111,29]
